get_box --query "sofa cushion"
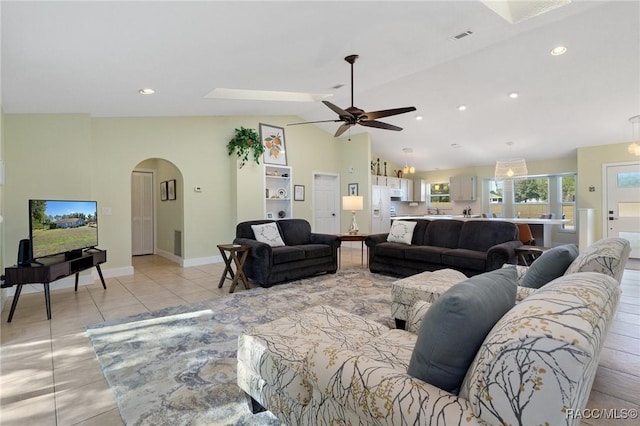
[408,219,431,245]
[441,248,487,272]
[272,246,305,264]
[277,219,312,246]
[458,220,519,252]
[564,237,631,283]
[424,219,463,248]
[387,220,417,245]
[375,242,409,259]
[407,267,517,394]
[251,222,285,247]
[300,244,332,260]
[404,245,448,264]
[521,244,579,289]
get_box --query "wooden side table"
[337,234,369,268]
[515,245,549,266]
[217,244,250,293]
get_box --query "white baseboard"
[155,249,222,267]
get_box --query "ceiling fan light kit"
[289,54,416,137]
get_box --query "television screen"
[29,200,98,259]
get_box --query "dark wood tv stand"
[3,249,107,322]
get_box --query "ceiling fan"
[289,54,417,137]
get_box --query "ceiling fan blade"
[359,120,403,131]
[334,123,353,137]
[322,100,354,119]
[362,106,417,121]
[287,119,342,126]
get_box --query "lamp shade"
[495,158,528,179]
[342,195,363,211]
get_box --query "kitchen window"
[428,182,451,208]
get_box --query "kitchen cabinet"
[400,178,413,201]
[411,179,426,202]
[373,175,387,186]
[386,176,400,190]
[450,175,477,201]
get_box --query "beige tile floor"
[0,248,638,425]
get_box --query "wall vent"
[174,230,182,257]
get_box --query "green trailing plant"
[227,127,264,168]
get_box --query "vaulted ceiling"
[2,1,638,170]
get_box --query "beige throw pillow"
[251,222,285,247]
[387,220,417,245]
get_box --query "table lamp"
[342,195,364,235]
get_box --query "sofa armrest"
[486,240,523,270]
[310,233,341,249]
[364,233,388,248]
[305,343,481,426]
[233,237,272,259]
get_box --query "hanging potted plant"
[227,126,264,168]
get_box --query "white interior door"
[313,173,339,234]
[132,171,154,255]
[606,163,640,258]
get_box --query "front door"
[313,173,339,234]
[606,162,640,258]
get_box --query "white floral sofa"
[237,269,621,425]
[391,237,631,329]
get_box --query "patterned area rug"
[86,269,396,425]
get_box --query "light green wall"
[4,114,94,266]
[340,133,371,233]
[3,111,636,278]
[2,114,347,271]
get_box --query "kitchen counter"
[391,215,570,246]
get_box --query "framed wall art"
[160,181,168,201]
[168,179,176,200]
[348,183,358,196]
[294,185,305,201]
[260,123,287,166]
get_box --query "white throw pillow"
[387,220,417,245]
[251,223,285,247]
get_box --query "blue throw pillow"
[521,244,579,289]
[407,268,516,394]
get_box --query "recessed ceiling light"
[509,92,519,99]
[138,88,155,95]
[458,105,467,111]
[550,46,567,56]
[415,115,423,121]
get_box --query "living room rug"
[86,269,396,425]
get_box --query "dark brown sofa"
[365,219,522,277]
[234,219,341,287]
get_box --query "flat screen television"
[29,199,99,260]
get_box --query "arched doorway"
[132,158,183,260]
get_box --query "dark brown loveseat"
[365,219,522,277]
[234,219,341,287]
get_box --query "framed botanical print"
[260,123,287,165]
